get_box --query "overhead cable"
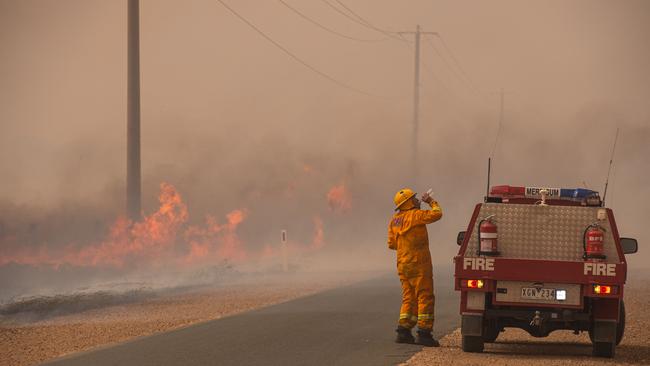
[424,37,470,91]
[432,34,477,91]
[320,0,406,42]
[215,0,380,97]
[278,0,386,43]
[425,36,492,109]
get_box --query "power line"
[425,35,494,110]
[278,0,386,43]
[326,0,485,108]
[433,34,477,91]
[215,0,379,97]
[405,40,453,96]
[320,0,406,42]
[394,30,453,96]
[333,0,389,31]
[320,0,368,28]
[424,37,470,91]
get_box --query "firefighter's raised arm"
[413,196,442,225]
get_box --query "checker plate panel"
[464,204,619,262]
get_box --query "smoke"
[1,0,649,302]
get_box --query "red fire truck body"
[454,186,638,358]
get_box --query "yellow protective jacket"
[387,202,442,277]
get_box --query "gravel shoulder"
[1,272,368,366]
[403,277,650,366]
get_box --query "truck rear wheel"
[462,335,484,353]
[593,341,615,358]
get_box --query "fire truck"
[454,185,638,358]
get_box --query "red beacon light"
[489,185,525,197]
[487,185,602,206]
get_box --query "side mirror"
[620,237,638,254]
[457,231,466,246]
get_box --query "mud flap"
[593,320,617,358]
[461,314,483,336]
[593,320,617,343]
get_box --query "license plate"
[521,287,556,300]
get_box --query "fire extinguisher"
[583,223,606,261]
[478,215,500,256]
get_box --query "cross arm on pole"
[396,31,438,36]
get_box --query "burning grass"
[0,183,250,269]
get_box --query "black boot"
[395,326,415,344]
[415,329,440,347]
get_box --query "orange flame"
[184,209,248,264]
[67,182,189,267]
[327,183,352,213]
[302,164,315,174]
[0,183,248,268]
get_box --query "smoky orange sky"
[0,0,649,278]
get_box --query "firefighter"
[388,188,443,347]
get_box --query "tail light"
[467,279,484,289]
[593,284,617,295]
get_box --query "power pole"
[499,88,504,137]
[487,88,514,190]
[398,25,438,186]
[490,88,512,159]
[412,25,420,187]
[127,0,141,220]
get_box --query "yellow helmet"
[393,188,416,210]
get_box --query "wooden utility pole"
[127,0,141,220]
[490,88,514,159]
[398,25,438,186]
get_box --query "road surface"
[44,270,459,366]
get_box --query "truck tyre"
[462,335,484,353]
[593,341,615,358]
[483,320,500,343]
[616,301,625,345]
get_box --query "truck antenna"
[602,127,620,206]
[486,158,491,200]
[486,89,507,201]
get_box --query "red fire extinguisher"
[583,223,606,261]
[478,215,500,256]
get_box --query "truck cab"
[454,185,638,358]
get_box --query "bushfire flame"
[0,183,247,268]
[184,209,248,264]
[327,183,352,213]
[0,181,337,269]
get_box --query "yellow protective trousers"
[388,201,442,330]
[398,267,435,330]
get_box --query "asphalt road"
[44,270,459,366]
